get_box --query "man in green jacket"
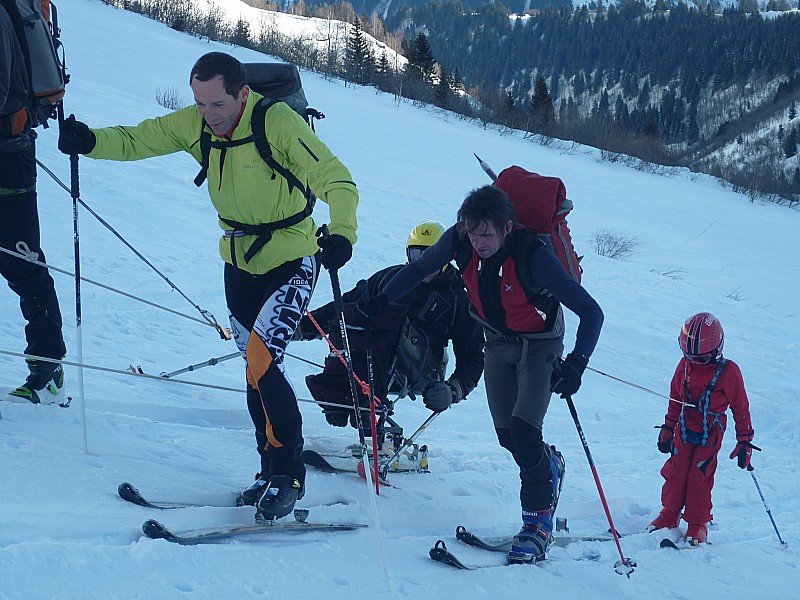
[58,52,359,521]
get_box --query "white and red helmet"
[679,312,724,364]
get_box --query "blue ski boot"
[509,445,565,563]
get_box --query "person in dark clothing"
[356,186,603,561]
[295,221,484,441]
[1,4,66,405]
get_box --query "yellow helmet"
[406,220,446,262]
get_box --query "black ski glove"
[355,291,388,322]
[317,234,353,271]
[58,115,96,155]
[550,352,588,398]
[422,381,459,413]
[656,424,674,454]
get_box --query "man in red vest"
[356,185,603,562]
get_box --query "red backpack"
[493,165,582,283]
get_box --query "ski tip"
[142,519,173,540]
[118,482,147,506]
[660,538,680,549]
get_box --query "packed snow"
[0,1,798,598]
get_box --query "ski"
[119,481,355,510]
[455,525,615,552]
[301,450,399,488]
[302,448,424,475]
[429,526,608,570]
[429,539,484,570]
[660,537,707,550]
[142,517,367,545]
[118,482,241,509]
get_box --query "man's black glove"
[317,234,353,271]
[291,314,321,341]
[656,424,674,454]
[550,352,588,398]
[58,115,96,155]
[422,381,460,413]
[355,291,388,321]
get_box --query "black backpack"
[1,0,68,127]
[193,63,324,267]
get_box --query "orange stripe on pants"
[246,332,281,448]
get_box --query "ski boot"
[685,523,708,546]
[508,445,565,564]
[647,508,682,532]
[510,509,554,563]
[6,358,65,405]
[256,475,303,522]
[236,472,270,507]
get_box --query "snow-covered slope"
[0,1,798,598]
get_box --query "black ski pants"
[225,255,319,484]
[0,131,66,361]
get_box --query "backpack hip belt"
[219,194,314,269]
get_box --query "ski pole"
[321,226,391,592]
[550,356,635,576]
[564,392,636,576]
[365,323,380,495]
[60,108,89,454]
[747,466,788,547]
[160,351,240,378]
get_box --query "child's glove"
[729,431,759,469]
[656,424,674,454]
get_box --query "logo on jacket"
[505,284,514,292]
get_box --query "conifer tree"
[784,126,798,159]
[406,32,436,83]
[345,17,373,85]
[529,77,555,132]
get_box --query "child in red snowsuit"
[649,313,755,544]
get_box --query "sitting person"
[294,221,484,439]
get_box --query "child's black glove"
[656,424,674,454]
[729,431,760,469]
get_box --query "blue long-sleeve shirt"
[380,226,603,358]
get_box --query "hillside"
[0,0,798,598]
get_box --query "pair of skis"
[429,525,613,570]
[118,482,366,545]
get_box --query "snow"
[1,0,799,598]
[192,0,405,68]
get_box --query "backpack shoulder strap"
[511,229,545,295]
[193,125,212,187]
[250,97,309,198]
[194,97,310,200]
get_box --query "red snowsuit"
[659,357,753,526]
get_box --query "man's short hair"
[456,185,515,238]
[189,52,247,97]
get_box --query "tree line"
[101,0,800,203]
